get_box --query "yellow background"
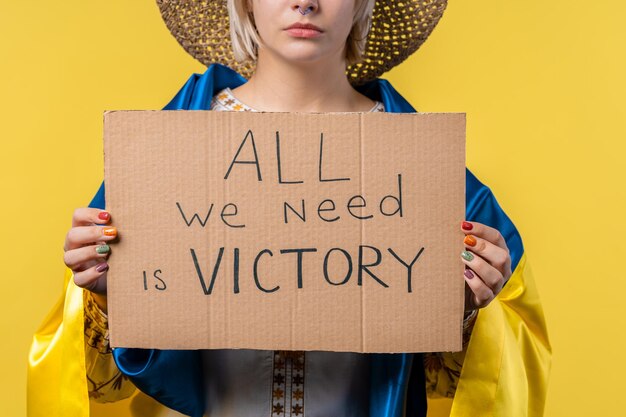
[1,1,624,416]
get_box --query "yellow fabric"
[450,252,552,417]
[27,252,550,417]
[28,267,90,417]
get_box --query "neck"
[231,47,374,112]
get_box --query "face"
[249,0,356,64]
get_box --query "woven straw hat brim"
[157,0,447,85]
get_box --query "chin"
[259,42,333,66]
[279,48,328,65]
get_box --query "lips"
[285,22,324,38]
[286,22,323,32]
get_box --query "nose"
[292,0,318,16]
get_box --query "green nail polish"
[96,244,110,254]
[461,250,474,261]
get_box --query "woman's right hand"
[63,208,117,312]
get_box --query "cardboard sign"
[103,110,466,353]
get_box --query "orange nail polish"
[103,227,117,236]
[464,234,476,247]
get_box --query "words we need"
[175,129,405,228]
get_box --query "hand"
[460,220,512,312]
[63,208,118,312]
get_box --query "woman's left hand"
[460,220,513,312]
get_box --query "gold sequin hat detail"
[156,0,448,85]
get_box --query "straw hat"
[156,0,447,85]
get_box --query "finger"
[72,208,111,227]
[461,221,507,252]
[65,225,117,251]
[463,267,494,309]
[463,234,510,274]
[64,244,111,270]
[71,259,97,273]
[460,249,504,294]
[73,262,109,291]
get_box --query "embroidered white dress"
[202,87,382,417]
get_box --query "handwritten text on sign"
[104,110,466,353]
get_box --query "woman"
[28,1,551,417]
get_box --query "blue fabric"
[86,63,524,417]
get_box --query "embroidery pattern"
[84,290,111,355]
[423,309,479,398]
[83,290,136,401]
[211,88,254,111]
[86,371,129,400]
[271,350,305,416]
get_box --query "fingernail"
[464,234,477,247]
[102,227,117,236]
[98,211,110,221]
[464,269,474,279]
[96,244,110,254]
[461,250,474,261]
[96,262,109,273]
[462,221,473,231]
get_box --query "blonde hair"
[227,0,375,66]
